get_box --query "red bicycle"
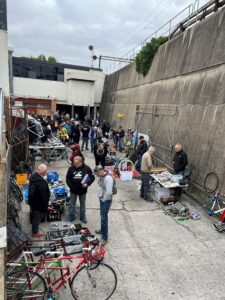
[7,236,117,300]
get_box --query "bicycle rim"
[7,270,47,299]
[204,172,219,193]
[70,263,117,300]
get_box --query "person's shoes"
[95,229,102,235]
[81,149,83,151]
[140,194,144,199]
[101,240,107,246]
[32,231,45,237]
[86,148,89,150]
[144,195,153,202]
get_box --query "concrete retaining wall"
[100,8,225,191]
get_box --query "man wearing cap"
[136,136,148,171]
[95,166,113,245]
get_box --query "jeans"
[140,172,150,200]
[118,137,123,151]
[175,171,184,197]
[136,154,142,171]
[91,138,97,152]
[32,210,45,234]
[100,200,112,241]
[68,193,87,222]
[81,137,89,150]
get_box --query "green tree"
[22,54,57,62]
[48,56,57,62]
[37,54,47,61]
[135,36,168,76]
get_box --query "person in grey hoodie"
[95,166,113,245]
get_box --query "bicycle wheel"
[204,172,219,193]
[7,270,47,299]
[9,177,23,203]
[70,262,117,300]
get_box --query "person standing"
[136,136,148,171]
[69,143,84,164]
[66,156,95,223]
[95,166,113,245]
[173,143,188,199]
[140,147,156,201]
[89,126,98,152]
[81,124,90,151]
[94,137,108,169]
[28,164,50,237]
[116,126,125,151]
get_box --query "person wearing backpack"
[95,166,116,245]
[94,137,108,168]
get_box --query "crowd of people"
[28,110,188,246]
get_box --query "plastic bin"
[154,187,170,201]
[47,172,59,183]
[120,171,133,181]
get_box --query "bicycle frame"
[22,244,105,294]
[205,193,225,216]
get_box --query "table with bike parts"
[150,172,188,189]
[29,144,66,159]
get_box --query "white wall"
[67,80,95,106]
[65,69,105,106]
[0,30,9,96]
[13,68,105,106]
[13,77,67,102]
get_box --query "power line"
[109,0,167,56]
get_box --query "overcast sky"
[7,0,208,71]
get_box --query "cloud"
[7,0,209,69]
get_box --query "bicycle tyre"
[70,262,117,300]
[7,270,47,299]
[8,194,21,211]
[204,172,219,193]
[9,177,23,203]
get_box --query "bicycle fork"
[86,267,97,288]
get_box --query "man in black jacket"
[66,156,95,223]
[173,143,188,199]
[28,164,50,237]
[173,144,188,175]
[81,124,90,151]
[136,136,148,171]
[94,137,108,169]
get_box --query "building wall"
[100,8,225,191]
[0,30,9,96]
[67,80,95,106]
[13,77,67,102]
[13,68,105,108]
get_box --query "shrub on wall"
[135,36,168,76]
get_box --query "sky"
[7,0,209,71]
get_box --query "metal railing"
[105,0,225,74]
